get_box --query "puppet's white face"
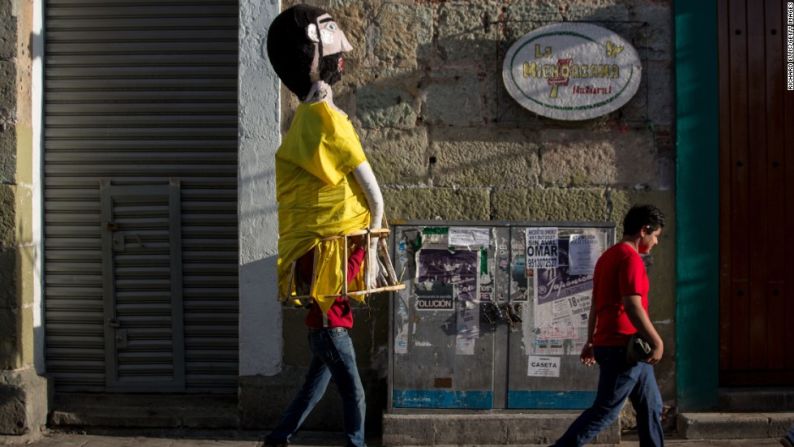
[306,13,353,56]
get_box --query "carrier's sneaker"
[259,438,288,447]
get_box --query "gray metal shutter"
[44,0,239,393]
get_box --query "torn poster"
[455,279,480,355]
[394,290,410,354]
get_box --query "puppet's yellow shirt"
[276,101,371,313]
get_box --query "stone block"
[677,412,778,440]
[0,305,18,369]
[382,413,436,446]
[630,1,673,60]
[384,187,491,221]
[492,187,615,223]
[646,59,674,125]
[371,2,433,69]
[619,65,649,123]
[0,185,15,247]
[491,188,530,221]
[14,126,31,185]
[539,128,656,187]
[0,368,48,436]
[340,65,419,99]
[0,385,25,434]
[437,1,501,65]
[433,416,509,445]
[356,84,418,129]
[423,70,484,127]
[430,127,540,187]
[0,15,15,61]
[360,127,428,186]
[561,1,630,21]
[0,249,16,309]
[0,127,15,184]
[383,413,619,445]
[0,60,14,108]
[504,0,563,32]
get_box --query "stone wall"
[0,0,48,438]
[272,0,675,431]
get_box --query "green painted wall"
[674,0,720,410]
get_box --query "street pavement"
[6,431,786,447]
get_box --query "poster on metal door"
[448,226,491,249]
[568,233,602,275]
[415,248,480,354]
[527,355,561,377]
[525,227,559,269]
[531,237,594,356]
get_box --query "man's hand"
[646,341,664,365]
[580,343,596,366]
[623,294,664,365]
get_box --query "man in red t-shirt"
[553,205,666,447]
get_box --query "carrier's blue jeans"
[554,346,664,447]
[785,423,794,444]
[266,327,366,447]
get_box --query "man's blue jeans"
[266,327,366,447]
[554,346,664,447]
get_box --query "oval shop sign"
[502,23,642,121]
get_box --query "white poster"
[528,355,561,377]
[448,227,491,248]
[568,233,602,275]
[525,227,559,268]
[455,267,480,356]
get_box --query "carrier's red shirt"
[591,242,650,347]
[304,246,366,329]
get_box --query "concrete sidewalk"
[5,431,787,447]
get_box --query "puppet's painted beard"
[319,53,343,85]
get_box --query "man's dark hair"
[266,5,327,100]
[623,204,665,235]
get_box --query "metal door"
[506,226,612,409]
[101,181,185,391]
[43,0,239,393]
[390,225,510,409]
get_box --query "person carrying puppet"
[263,4,384,447]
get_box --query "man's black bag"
[626,334,652,364]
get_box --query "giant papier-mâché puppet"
[267,4,384,316]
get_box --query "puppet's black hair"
[266,5,327,100]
